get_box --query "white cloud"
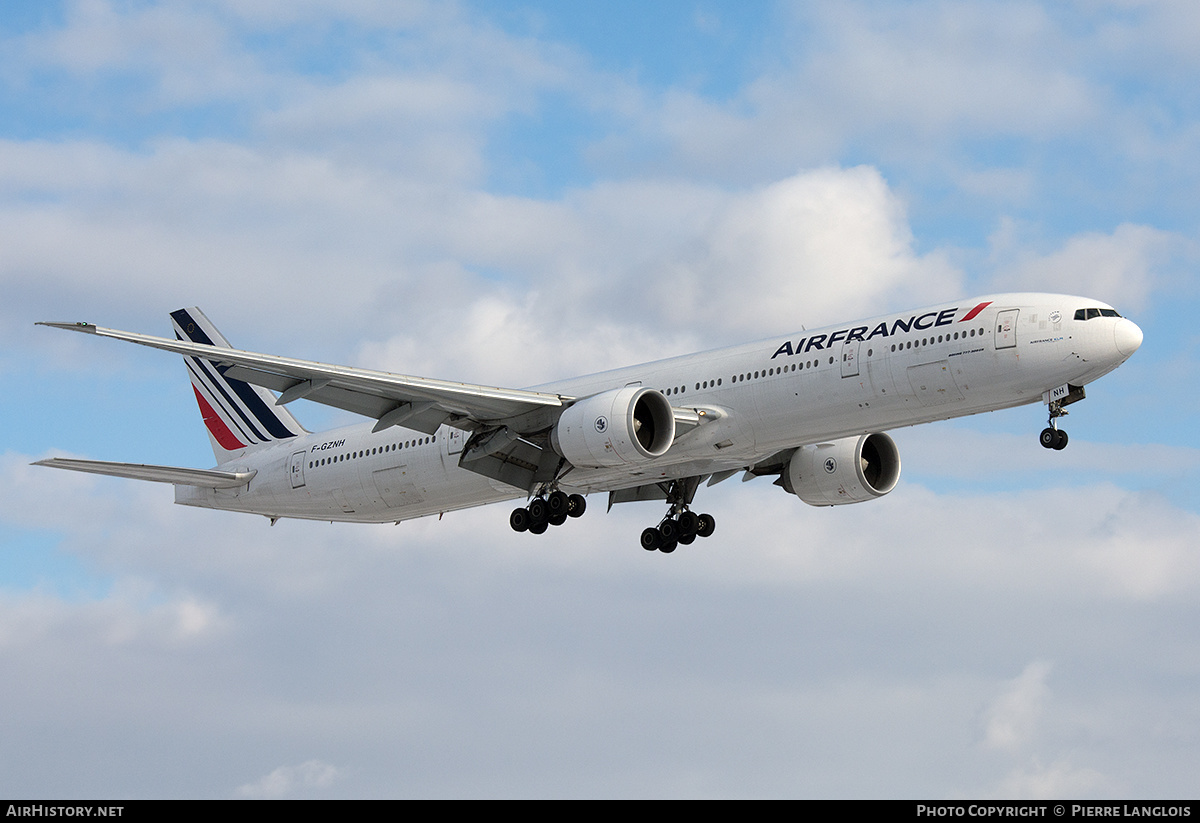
[794,1,1096,136]
[974,664,1116,799]
[236,760,341,799]
[1092,0,1200,70]
[600,0,1104,182]
[0,584,228,653]
[982,661,1053,753]
[990,758,1109,800]
[14,0,264,105]
[687,166,962,332]
[991,223,1179,312]
[355,166,966,385]
[0,133,963,382]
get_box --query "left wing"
[37,321,566,435]
[33,457,256,488]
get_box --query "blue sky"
[2,0,1199,798]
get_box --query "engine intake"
[782,433,901,506]
[551,387,675,468]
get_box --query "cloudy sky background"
[2,0,1198,798]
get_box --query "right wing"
[37,320,567,435]
[33,457,256,488]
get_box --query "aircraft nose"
[1114,318,1143,357]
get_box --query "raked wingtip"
[36,321,98,333]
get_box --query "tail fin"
[171,307,306,463]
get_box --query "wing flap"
[33,457,256,488]
[223,365,402,418]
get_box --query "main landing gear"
[640,508,716,554]
[638,478,715,553]
[1039,399,1069,450]
[509,490,587,535]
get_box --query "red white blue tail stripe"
[171,307,305,462]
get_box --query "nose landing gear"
[1039,398,1069,450]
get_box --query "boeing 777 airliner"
[35,293,1142,552]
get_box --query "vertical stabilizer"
[170,307,306,463]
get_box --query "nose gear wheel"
[1039,399,1070,450]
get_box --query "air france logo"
[824,457,837,474]
[768,302,993,359]
[594,416,608,433]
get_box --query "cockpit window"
[1074,307,1122,320]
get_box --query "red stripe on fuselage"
[192,386,247,451]
[960,301,992,322]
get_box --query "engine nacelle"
[551,387,675,468]
[782,433,901,506]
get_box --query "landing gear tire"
[567,494,586,518]
[696,513,716,538]
[1040,427,1068,450]
[509,507,530,533]
[548,512,568,527]
[547,490,570,518]
[529,520,548,535]
[658,518,679,543]
[678,532,696,546]
[640,528,662,551]
[527,497,548,522]
[677,511,699,538]
[659,539,677,554]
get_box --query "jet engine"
[781,433,901,506]
[551,386,675,468]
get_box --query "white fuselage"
[175,293,1141,523]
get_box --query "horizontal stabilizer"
[33,457,256,488]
